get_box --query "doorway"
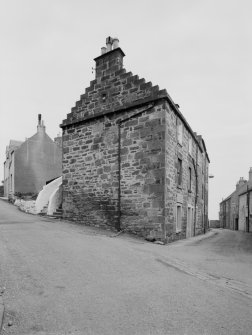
[235,218,238,230]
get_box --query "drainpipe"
[192,147,198,236]
[117,124,121,231]
[117,103,155,231]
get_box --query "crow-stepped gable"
[61,37,210,243]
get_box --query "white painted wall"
[35,177,62,214]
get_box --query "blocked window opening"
[176,205,182,232]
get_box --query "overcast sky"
[1,0,251,219]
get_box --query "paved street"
[0,200,252,335]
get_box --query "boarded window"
[176,205,182,232]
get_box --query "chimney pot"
[112,37,119,49]
[101,47,106,55]
[106,36,113,52]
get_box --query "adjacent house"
[60,37,210,242]
[4,115,62,199]
[219,168,252,232]
[4,140,24,197]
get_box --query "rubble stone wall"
[61,46,209,241]
[62,101,166,237]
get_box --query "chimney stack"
[94,36,125,79]
[249,167,252,185]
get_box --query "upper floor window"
[101,93,107,103]
[177,158,182,187]
[188,137,192,156]
[188,167,192,192]
[177,119,183,145]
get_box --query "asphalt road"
[0,199,252,335]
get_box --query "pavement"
[0,199,252,334]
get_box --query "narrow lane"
[0,200,251,335]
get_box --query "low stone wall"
[47,184,62,215]
[14,199,37,214]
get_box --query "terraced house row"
[60,37,210,243]
[219,168,252,233]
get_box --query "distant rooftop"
[9,140,23,147]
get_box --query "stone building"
[238,169,252,232]
[219,190,237,230]
[4,115,62,199]
[60,37,210,242]
[219,168,252,232]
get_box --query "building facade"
[4,140,23,197]
[4,115,62,198]
[220,169,252,232]
[60,37,210,242]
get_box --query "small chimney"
[112,37,119,49]
[106,36,113,52]
[37,114,45,133]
